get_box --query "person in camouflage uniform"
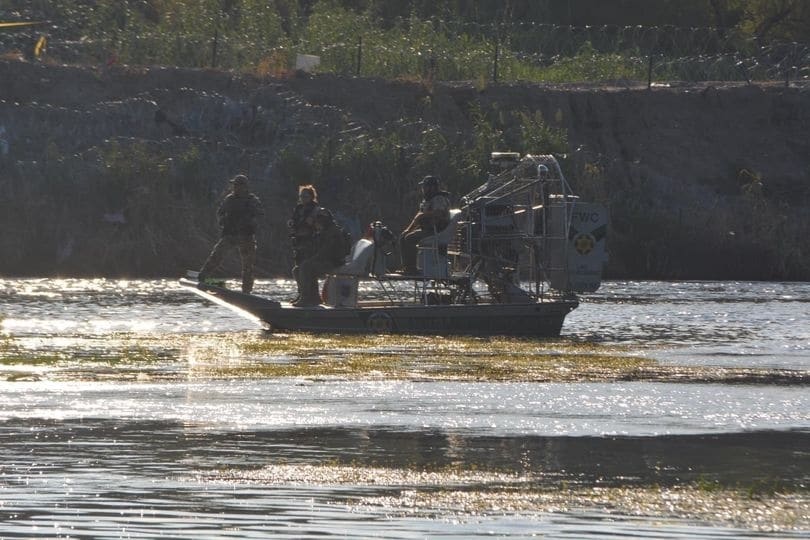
[399,175,451,274]
[288,184,319,270]
[198,174,263,293]
[293,208,350,307]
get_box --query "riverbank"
[1,58,809,279]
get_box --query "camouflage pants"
[293,256,339,305]
[399,228,434,273]
[199,234,256,293]
[292,237,315,266]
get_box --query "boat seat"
[416,209,462,277]
[417,209,462,249]
[323,240,373,308]
[333,238,375,276]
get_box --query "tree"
[711,0,810,42]
[743,0,810,42]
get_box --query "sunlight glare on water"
[1,278,808,538]
[565,280,810,369]
[2,378,807,436]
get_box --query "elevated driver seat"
[416,209,462,278]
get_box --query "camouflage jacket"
[218,193,263,236]
[310,222,351,267]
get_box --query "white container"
[323,275,358,307]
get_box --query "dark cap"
[419,175,439,187]
[229,174,248,185]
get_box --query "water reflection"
[3,378,808,436]
[1,278,809,538]
[3,418,808,487]
[0,418,807,538]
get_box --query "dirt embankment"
[1,59,809,279]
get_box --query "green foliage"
[299,2,372,74]
[728,0,810,42]
[460,103,504,185]
[301,102,571,220]
[300,5,496,80]
[745,477,786,498]
[99,141,169,214]
[516,110,567,155]
[536,42,647,82]
[277,147,316,188]
[695,475,723,493]
[11,0,808,82]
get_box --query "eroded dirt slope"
[1,59,808,278]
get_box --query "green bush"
[535,42,647,82]
[14,0,800,83]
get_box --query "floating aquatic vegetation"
[195,332,810,385]
[203,333,653,381]
[192,462,810,532]
[4,330,808,385]
[361,484,810,531]
[0,332,189,382]
[199,462,526,488]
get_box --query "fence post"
[356,36,362,76]
[211,28,219,68]
[647,52,654,89]
[493,37,500,84]
[739,61,751,85]
[211,3,223,68]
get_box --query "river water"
[1,279,808,539]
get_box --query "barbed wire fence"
[2,18,808,86]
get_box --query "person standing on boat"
[293,208,351,307]
[399,175,451,274]
[197,174,263,294]
[287,184,320,275]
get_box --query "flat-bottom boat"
[178,276,578,336]
[180,153,607,337]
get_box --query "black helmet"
[229,174,248,186]
[419,175,439,188]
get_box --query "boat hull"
[179,279,577,337]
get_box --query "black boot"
[292,296,319,307]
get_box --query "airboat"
[179,153,608,337]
